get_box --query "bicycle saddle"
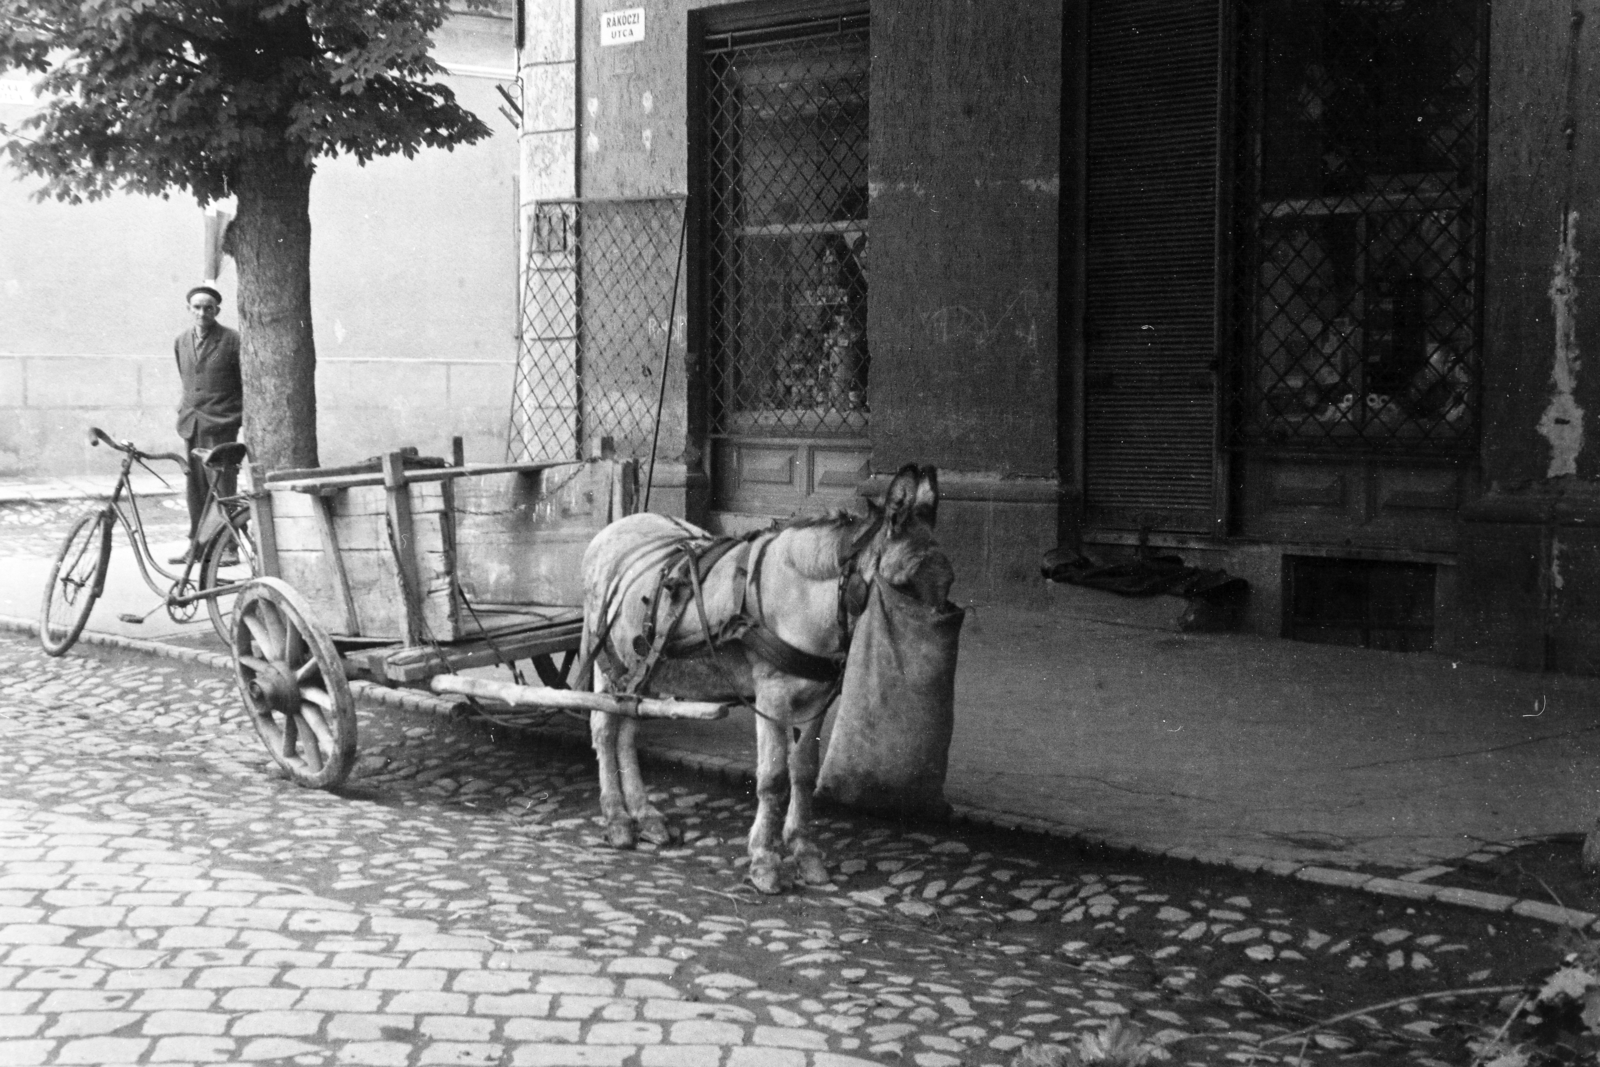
[195,442,250,470]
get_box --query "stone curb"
[0,613,468,720]
[0,611,1582,936]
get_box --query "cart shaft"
[430,674,731,721]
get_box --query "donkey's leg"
[615,716,674,845]
[590,709,636,849]
[784,695,831,885]
[747,707,791,895]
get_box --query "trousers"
[184,425,239,547]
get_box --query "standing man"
[172,284,242,564]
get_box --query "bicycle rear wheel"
[40,509,112,656]
[199,514,260,645]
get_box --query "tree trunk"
[231,148,318,472]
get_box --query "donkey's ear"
[884,463,921,532]
[914,466,939,526]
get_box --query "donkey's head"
[857,464,954,607]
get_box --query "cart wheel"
[40,509,112,656]
[233,577,357,789]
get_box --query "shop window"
[702,15,870,438]
[1231,0,1486,452]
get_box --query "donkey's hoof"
[795,852,830,886]
[746,861,784,895]
[604,821,638,850]
[637,814,676,846]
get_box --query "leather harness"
[587,517,880,700]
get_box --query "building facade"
[513,0,1600,674]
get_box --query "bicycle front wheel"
[199,514,260,645]
[40,509,112,656]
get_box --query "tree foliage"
[0,0,492,205]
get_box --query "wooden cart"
[233,444,730,788]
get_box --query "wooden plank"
[276,549,452,639]
[269,461,565,494]
[270,481,447,523]
[382,452,426,646]
[246,461,281,579]
[269,509,451,554]
[312,496,361,635]
[454,462,616,608]
[430,674,731,721]
[613,458,638,520]
[269,478,452,641]
[357,624,584,683]
[264,457,621,642]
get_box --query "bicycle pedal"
[117,613,145,624]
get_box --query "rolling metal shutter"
[1083,0,1224,532]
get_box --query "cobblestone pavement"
[0,631,1571,1067]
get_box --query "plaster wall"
[1455,0,1600,672]
[868,0,1062,480]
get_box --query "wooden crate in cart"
[250,449,629,680]
[229,447,731,791]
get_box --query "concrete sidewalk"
[5,481,1600,901]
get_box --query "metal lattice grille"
[704,16,870,438]
[508,197,687,463]
[1231,0,1485,452]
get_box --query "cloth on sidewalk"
[1041,545,1249,602]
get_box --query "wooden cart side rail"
[430,674,731,721]
[246,462,281,578]
[267,461,568,494]
[382,451,427,646]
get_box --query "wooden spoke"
[237,654,275,675]
[284,619,303,672]
[230,578,357,790]
[280,714,298,759]
[241,612,279,661]
[291,712,326,772]
[261,601,289,659]
[256,720,283,752]
[296,702,338,754]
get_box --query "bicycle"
[39,426,260,656]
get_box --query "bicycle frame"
[96,441,253,617]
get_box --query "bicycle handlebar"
[87,426,188,469]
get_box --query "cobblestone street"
[0,627,1571,1067]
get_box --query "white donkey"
[577,464,952,893]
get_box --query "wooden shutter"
[1083,0,1224,532]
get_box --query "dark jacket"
[174,325,242,438]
